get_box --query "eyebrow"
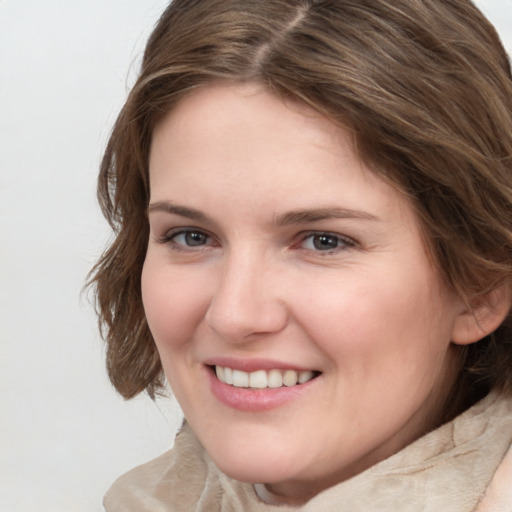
[274,208,378,226]
[148,200,378,225]
[148,201,208,222]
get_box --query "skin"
[142,82,470,503]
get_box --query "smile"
[214,365,318,389]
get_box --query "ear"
[451,282,511,345]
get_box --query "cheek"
[141,258,210,349]
[295,270,454,375]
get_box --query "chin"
[209,444,300,485]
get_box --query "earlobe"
[451,282,511,345]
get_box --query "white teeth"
[224,367,233,385]
[267,369,283,388]
[232,369,249,387]
[283,370,298,387]
[214,366,316,389]
[298,370,314,384]
[249,370,267,389]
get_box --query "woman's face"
[142,82,465,501]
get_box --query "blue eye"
[301,233,353,252]
[167,229,212,248]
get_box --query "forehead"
[149,82,416,228]
[151,81,351,164]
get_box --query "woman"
[91,0,512,509]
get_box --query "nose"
[205,251,288,343]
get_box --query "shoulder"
[103,423,211,512]
[475,392,512,512]
[476,441,512,512]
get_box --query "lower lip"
[206,367,317,411]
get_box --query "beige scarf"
[104,391,512,511]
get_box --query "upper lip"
[203,357,317,373]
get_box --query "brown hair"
[89,0,512,416]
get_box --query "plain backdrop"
[0,1,511,511]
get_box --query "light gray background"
[0,1,511,511]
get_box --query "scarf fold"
[104,391,512,511]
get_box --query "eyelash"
[158,228,357,254]
[297,232,356,253]
[158,228,216,251]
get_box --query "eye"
[162,228,214,249]
[300,232,355,252]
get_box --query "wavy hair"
[89,0,512,419]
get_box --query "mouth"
[211,365,321,390]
